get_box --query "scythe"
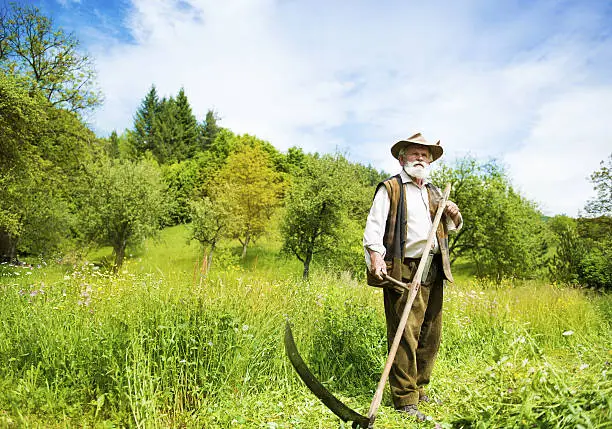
[284,183,451,428]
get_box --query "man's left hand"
[444,201,461,226]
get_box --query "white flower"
[562,330,574,336]
[579,363,589,370]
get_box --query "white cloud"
[505,88,612,216]
[87,0,612,216]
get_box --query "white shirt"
[363,169,462,268]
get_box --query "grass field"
[0,225,610,428]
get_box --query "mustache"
[407,160,426,168]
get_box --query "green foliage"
[579,243,612,289]
[431,156,550,281]
[76,157,167,271]
[187,197,230,271]
[200,109,221,150]
[548,156,612,290]
[213,144,284,259]
[132,85,159,154]
[0,73,97,260]
[549,217,612,290]
[132,86,204,163]
[173,87,200,159]
[281,153,367,279]
[585,153,611,217]
[0,3,101,112]
[0,72,45,242]
[548,217,583,285]
[104,130,121,159]
[161,159,200,224]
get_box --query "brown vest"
[367,175,454,286]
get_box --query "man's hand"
[369,250,387,281]
[444,200,461,227]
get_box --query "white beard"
[403,160,430,179]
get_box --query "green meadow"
[0,225,610,428]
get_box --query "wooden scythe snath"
[284,184,452,428]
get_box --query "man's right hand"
[369,250,387,281]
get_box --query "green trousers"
[383,255,444,407]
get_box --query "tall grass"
[0,225,610,428]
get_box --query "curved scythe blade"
[284,322,371,428]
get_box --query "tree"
[104,130,121,159]
[585,153,611,217]
[151,96,180,163]
[548,217,583,285]
[188,197,230,273]
[213,144,283,259]
[430,156,549,280]
[281,154,362,279]
[77,158,167,272]
[0,73,45,260]
[0,73,97,261]
[200,109,221,150]
[174,87,199,158]
[132,85,160,155]
[162,159,200,225]
[0,3,100,113]
[547,155,612,290]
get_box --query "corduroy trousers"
[383,255,444,408]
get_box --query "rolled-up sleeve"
[363,186,390,268]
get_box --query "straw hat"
[390,132,443,161]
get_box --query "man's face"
[399,144,431,167]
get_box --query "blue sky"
[29,0,612,216]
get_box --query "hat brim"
[391,140,443,161]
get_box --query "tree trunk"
[113,241,126,273]
[206,241,216,274]
[302,250,313,280]
[0,229,17,263]
[241,231,250,259]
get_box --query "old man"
[363,133,462,421]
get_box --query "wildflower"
[242,324,249,331]
[562,330,574,336]
[579,363,589,371]
[179,359,187,364]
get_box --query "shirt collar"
[399,168,430,185]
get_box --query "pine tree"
[174,87,199,159]
[201,109,221,150]
[152,96,178,163]
[133,85,160,154]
